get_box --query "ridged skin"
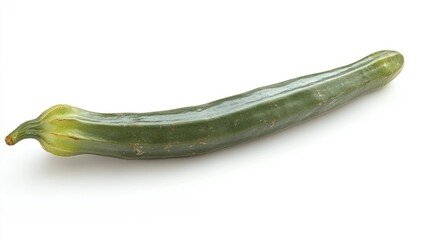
[5,50,404,159]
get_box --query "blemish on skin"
[164,144,173,152]
[133,143,145,155]
[234,120,239,127]
[50,133,81,140]
[198,136,211,145]
[55,118,76,122]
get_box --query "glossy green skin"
[5,50,404,159]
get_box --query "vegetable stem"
[5,135,14,145]
[5,119,41,146]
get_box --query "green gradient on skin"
[5,50,404,159]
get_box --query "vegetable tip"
[5,135,14,145]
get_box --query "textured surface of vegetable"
[5,50,404,159]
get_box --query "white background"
[1,1,428,239]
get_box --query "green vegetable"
[5,50,404,159]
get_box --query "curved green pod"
[5,50,404,159]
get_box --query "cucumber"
[5,50,404,159]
